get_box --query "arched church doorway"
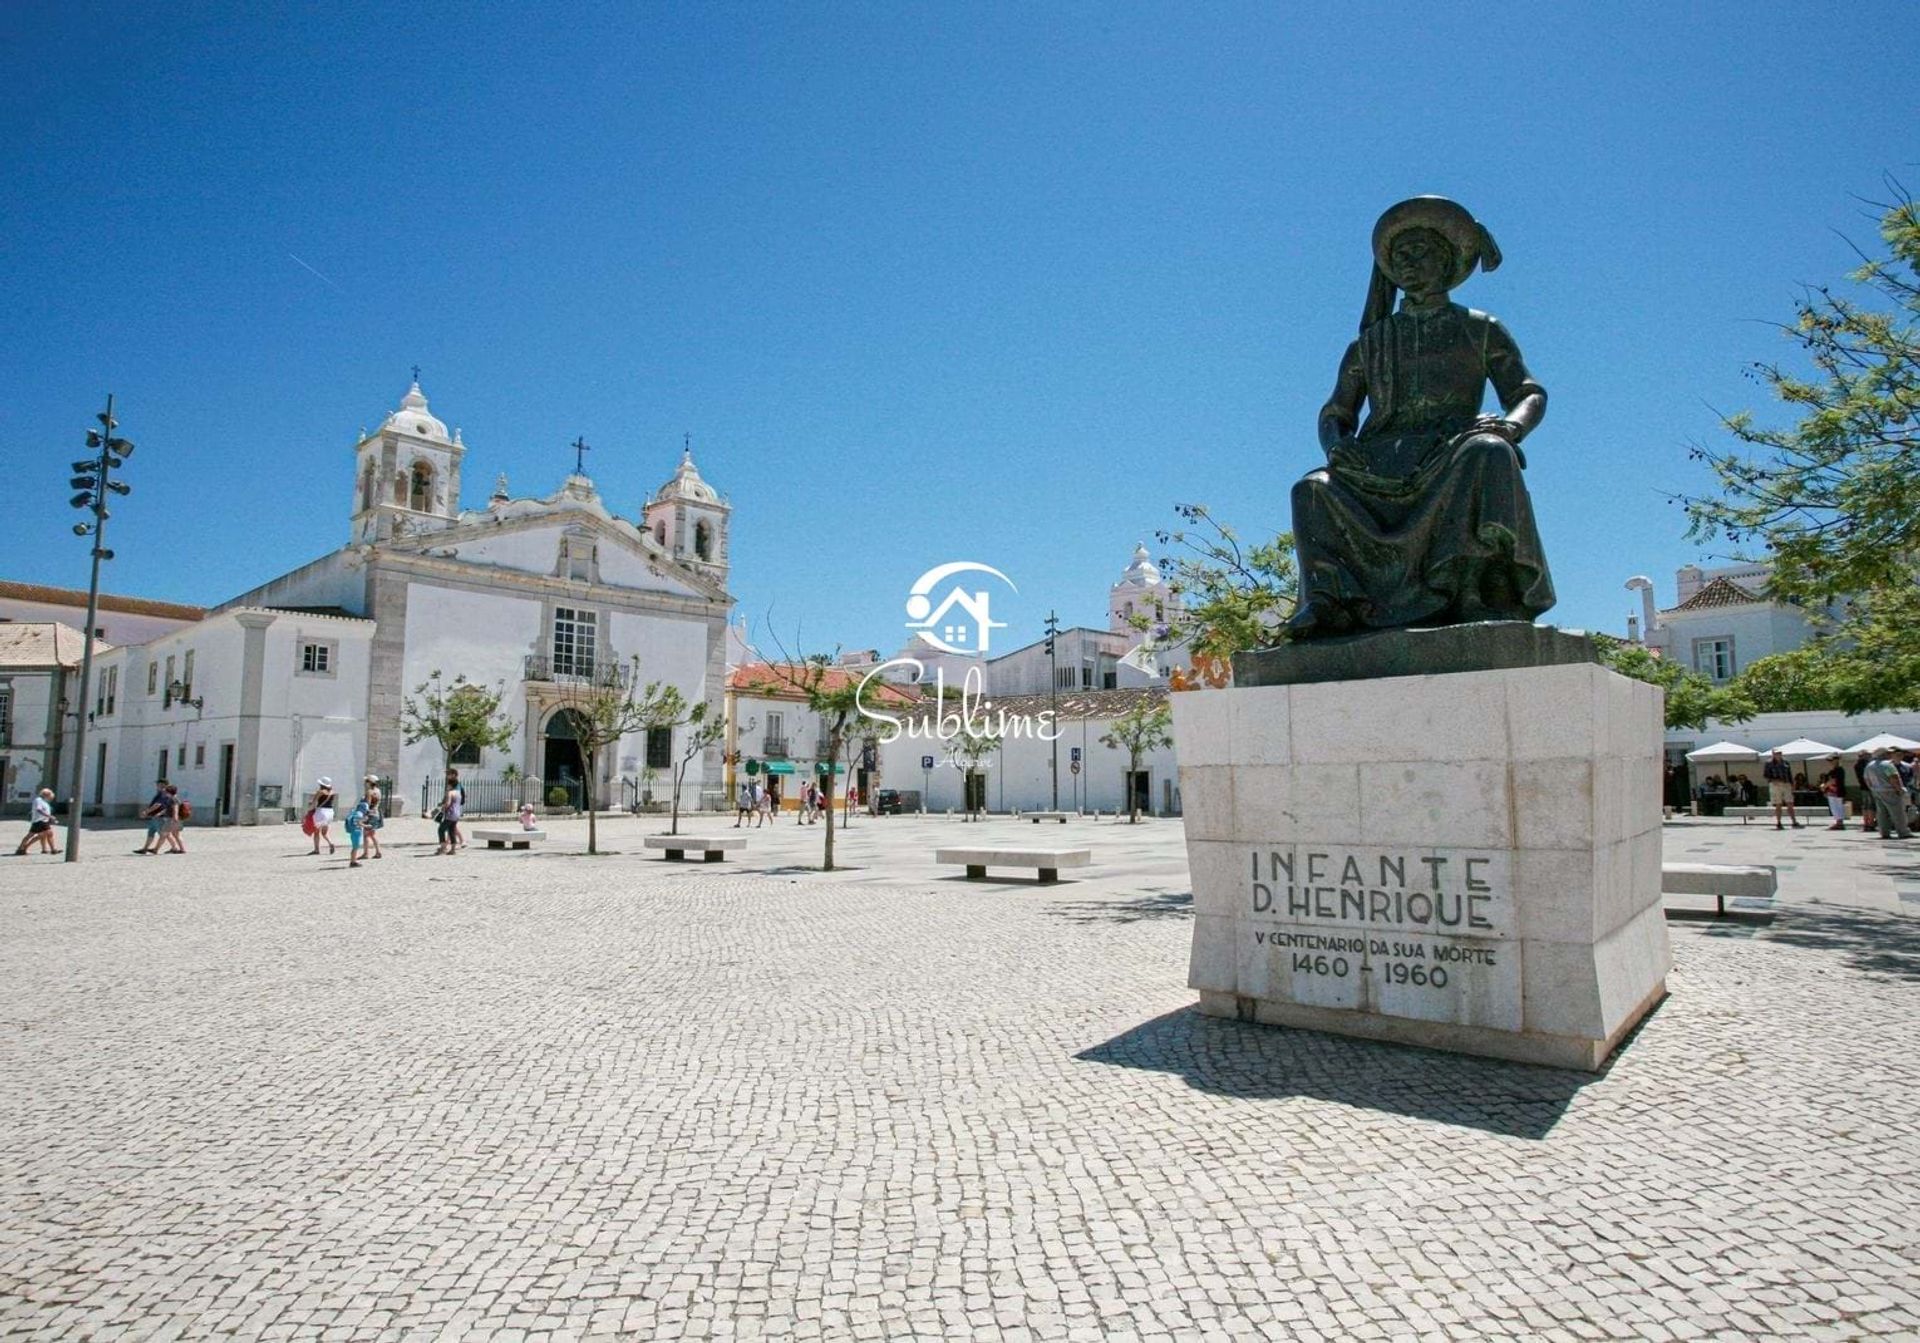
[542,708,587,809]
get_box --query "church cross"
[411,364,421,384]
[571,435,591,476]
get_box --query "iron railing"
[522,653,629,685]
[762,736,790,759]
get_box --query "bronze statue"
[1286,196,1555,640]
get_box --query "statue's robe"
[1292,301,1555,630]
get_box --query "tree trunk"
[669,764,682,835]
[585,745,599,854]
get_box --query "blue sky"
[3,3,1915,660]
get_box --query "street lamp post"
[1044,610,1060,811]
[64,395,134,862]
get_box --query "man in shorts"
[136,779,171,854]
[1762,749,1801,831]
[12,787,57,855]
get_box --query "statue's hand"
[1326,435,1363,471]
[1469,414,1522,443]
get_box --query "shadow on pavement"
[1076,1006,1597,1139]
[1045,890,1193,923]
[1759,904,1920,981]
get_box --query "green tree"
[739,647,911,870]
[1681,188,1919,601]
[548,661,685,854]
[667,701,728,836]
[1142,504,1298,662]
[1593,637,1755,732]
[1100,697,1174,824]
[1732,585,1920,714]
[401,672,517,777]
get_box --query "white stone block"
[1187,914,1237,993]
[1511,846,1598,943]
[1520,937,1607,1038]
[1184,839,1249,920]
[1505,661,1605,761]
[1512,757,1595,850]
[1593,903,1673,1030]
[1179,766,1234,842]
[1171,689,1231,766]
[1225,685,1290,767]
[1292,671,1509,764]
[1624,755,1664,838]
[1358,760,1511,848]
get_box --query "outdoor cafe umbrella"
[1844,732,1920,755]
[1770,737,1844,760]
[1685,741,1759,762]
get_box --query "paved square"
[3,813,1917,1341]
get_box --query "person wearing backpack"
[345,786,375,868]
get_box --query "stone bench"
[936,847,1091,884]
[1661,862,1778,917]
[1027,812,1069,824]
[644,835,745,863]
[472,828,545,851]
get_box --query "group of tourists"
[136,782,190,854]
[305,775,387,866]
[1773,747,1920,839]
[733,778,777,827]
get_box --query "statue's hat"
[1371,196,1501,290]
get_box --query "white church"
[22,380,735,823]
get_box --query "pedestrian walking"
[361,775,384,859]
[755,780,773,827]
[433,770,465,855]
[734,779,754,828]
[1762,749,1801,830]
[1820,756,1850,831]
[12,787,58,855]
[307,777,338,855]
[344,787,374,868]
[134,779,173,854]
[161,784,188,854]
[1864,749,1913,840]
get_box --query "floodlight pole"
[1045,610,1060,810]
[65,394,116,862]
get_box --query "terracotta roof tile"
[0,580,206,621]
[727,662,921,705]
[1663,576,1765,613]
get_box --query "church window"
[694,520,712,561]
[409,461,435,511]
[654,521,666,547]
[182,650,194,700]
[552,607,598,679]
[359,465,375,512]
[1154,600,1164,621]
[645,726,673,770]
[449,736,483,766]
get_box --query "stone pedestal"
[1173,656,1670,1072]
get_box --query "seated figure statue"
[1286,196,1556,640]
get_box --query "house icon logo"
[905,561,1015,655]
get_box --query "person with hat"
[1762,749,1802,830]
[1287,196,1555,639]
[361,774,385,860]
[1863,749,1913,840]
[307,777,338,856]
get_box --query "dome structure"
[1117,542,1161,589]
[653,447,722,505]
[379,380,451,444]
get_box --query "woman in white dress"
[308,777,338,855]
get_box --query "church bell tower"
[642,443,730,586]
[351,377,465,543]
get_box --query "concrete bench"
[937,847,1091,884]
[1027,812,1069,824]
[1661,862,1778,917]
[644,835,745,863]
[472,828,545,850]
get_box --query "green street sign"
[744,759,761,775]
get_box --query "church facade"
[63,380,736,822]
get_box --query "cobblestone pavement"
[2,815,1917,1341]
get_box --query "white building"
[0,622,107,814]
[876,687,1178,816]
[0,581,206,648]
[723,661,918,809]
[1625,562,1839,683]
[21,378,737,823]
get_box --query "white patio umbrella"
[1844,732,1920,755]
[1685,741,1759,762]
[1769,737,1844,760]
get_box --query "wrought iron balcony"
[762,735,790,759]
[523,653,628,686]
